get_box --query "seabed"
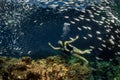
[0,55,92,80]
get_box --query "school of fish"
[0,0,120,58]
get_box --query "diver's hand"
[76,35,79,39]
[70,35,79,40]
[48,42,54,48]
[48,42,51,46]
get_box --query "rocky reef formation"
[0,55,91,80]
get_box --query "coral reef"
[0,55,92,80]
[91,56,120,80]
[1,55,119,80]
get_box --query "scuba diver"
[48,35,92,65]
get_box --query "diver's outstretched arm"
[48,42,61,50]
[65,35,79,44]
[81,49,92,54]
[73,48,92,54]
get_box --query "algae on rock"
[0,55,92,80]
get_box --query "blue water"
[0,0,120,60]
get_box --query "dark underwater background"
[0,0,119,59]
[0,0,120,79]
